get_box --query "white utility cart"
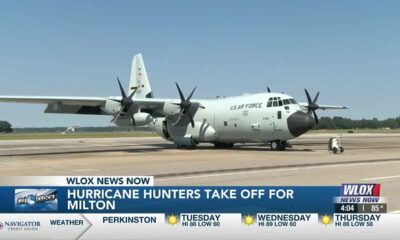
[328,135,344,154]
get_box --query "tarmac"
[0,133,399,211]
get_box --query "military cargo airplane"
[0,54,347,150]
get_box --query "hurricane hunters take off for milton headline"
[0,54,347,150]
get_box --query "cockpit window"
[267,97,297,108]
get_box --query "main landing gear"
[174,137,197,150]
[176,143,197,150]
[214,142,234,149]
[270,140,287,151]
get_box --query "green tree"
[382,118,399,129]
[318,117,337,129]
[0,121,13,133]
[368,118,381,129]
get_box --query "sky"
[0,0,399,127]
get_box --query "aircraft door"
[272,109,285,139]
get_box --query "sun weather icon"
[320,214,332,225]
[167,215,179,226]
[243,215,255,226]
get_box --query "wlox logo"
[15,189,58,211]
[340,184,380,196]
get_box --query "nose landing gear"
[270,140,287,151]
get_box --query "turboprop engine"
[149,118,172,141]
[132,112,153,126]
[162,102,182,116]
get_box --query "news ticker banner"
[0,176,398,240]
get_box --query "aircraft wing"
[299,102,348,110]
[0,96,109,106]
[0,95,201,117]
[0,96,111,115]
[132,98,203,115]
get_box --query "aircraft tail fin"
[129,53,153,98]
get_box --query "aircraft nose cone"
[287,111,315,137]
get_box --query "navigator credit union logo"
[15,189,58,211]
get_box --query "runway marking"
[155,161,400,182]
[0,144,143,151]
[71,168,99,172]
[362,175,400,181]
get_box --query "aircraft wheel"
[177,144,196,150]
[184,140,197,150]
[281,141,287,151]
[332,147,338,154]
[339,147,344,153]
[176,143,196,150]
[175,138,197,150]
[224,143,234,148]
[271,141,284,151]
[214,142,234,149]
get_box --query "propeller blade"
[313,92,320,104]
[172,82,199,127]
[175,82,185,102]
[304,89,312,104]
[128,87,138,99]
[187,87,197,101]
[110,114,118,123]
[112,78,139,127]
[110,107,124,123]
[117,77,127,99]
[312,110,319,125]
[303,88,320,124]
[109,99,122,103]
[172,109,185,126]
[187,111,195,128]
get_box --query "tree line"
[317,116,400,129]
[13,126,133,133]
